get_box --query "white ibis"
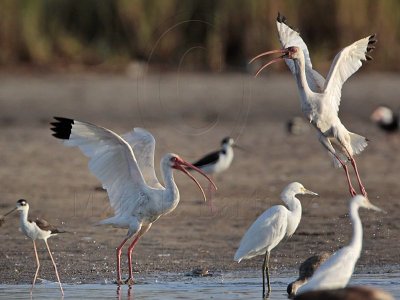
[250,13,377,198]
[287,252,330,298]
[297,195,382,295]
[234,182,318,298]
[50,117,217,285]
[371,105,399,133]
[191,137,243,175]
[3,199,64,295]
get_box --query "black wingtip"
[51,116,74,140]
[276,12,299,32]
[368,34,378,45]
[277,12,287,23]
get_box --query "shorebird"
[297,195,382,295]
[3,199,64,295]
[294,286,394,300]
[371,105,399,134]
[191,137,243,176]
[287,252,330,298]
[50,117,217,285]
[250,13,377,198]
[234,182,318,298]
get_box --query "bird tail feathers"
[349,132,368,156]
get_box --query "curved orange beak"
[173,157,217,202]
[249,49,289,77]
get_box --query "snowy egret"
[250,13,377,198]
[297,195,382,294]
[3,199,64,295]
[51,117,217,285]
[287,252,330,297]
[234,182,318,298]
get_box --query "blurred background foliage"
[0,0,399,72]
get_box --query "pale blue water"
[0,272,398,299]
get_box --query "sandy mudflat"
[0,71,398,284]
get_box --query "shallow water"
[0,272,398,299]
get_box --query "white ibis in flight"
[250,13,377,198]
[50,117,217,285]
[3,199,64,295]
[234,182,318,298]
[191,137,243,176]
[297,195,382,295]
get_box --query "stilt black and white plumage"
[192,137,242,175]
[371,105,399,133]
[3,199,64,295]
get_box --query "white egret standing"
[297,195,382,295]
[250,13,377,198]
[234,182,318,298]
[51,117,217,285]
[3,199,64,295]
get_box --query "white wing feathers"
[63,120,147,216]
[324,34,377,112]
[234,206,288,262]
[276,13,325,92]
[122,128,162,189]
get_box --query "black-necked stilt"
[371,105,399,134]
[234,182,318,298]
[287,117,310,135]
[51,117,216,285]
[3,199,64,295]
[250,13,376,198]
[191,137,243,176]
[287,252,330,297]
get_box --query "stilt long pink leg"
[116,237,129,285]
[45,240,64,295]
[30,240,40,294]
[125,236,140,285]
[334,154,357,197]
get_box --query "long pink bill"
[249,49,288,77]
[174,159,217,202]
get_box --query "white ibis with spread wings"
[250,13,377,198]
[51,117,217,285]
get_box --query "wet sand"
[0,72,399,284]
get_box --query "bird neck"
[221,143,233,156]
[293,53,313,97]
[281,193,302,236]
[19,208,29,226]
[161,165,180,209]
[348,202,363,255]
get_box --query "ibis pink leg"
[125,236,140,285]
[116,237,129,285]
[30,240,40,294]
[348,156,368,197]
[45,240,64,295]
[334,154,357,197]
